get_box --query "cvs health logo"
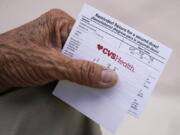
[97,44,135,72]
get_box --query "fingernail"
[101,69,117,84]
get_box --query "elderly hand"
[0,9,118,92]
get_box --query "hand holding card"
[53,4,172,132]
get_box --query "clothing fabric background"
[0,0,180,135]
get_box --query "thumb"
[59,55,118,88]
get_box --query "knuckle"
[46,8,73,21]
[47,8,64,15]
[44,8,74,32]
[80,61,96,83]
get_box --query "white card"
[53,4,172,132]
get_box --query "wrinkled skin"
[0,9,117,93]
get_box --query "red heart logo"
[97,44,103,50]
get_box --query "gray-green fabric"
[0,82,102,135]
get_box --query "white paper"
[53,4,172,131]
